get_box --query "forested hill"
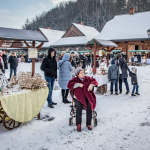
[22,0,150,32]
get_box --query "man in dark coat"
[41,47,57,108]
[9,52,18,78]
[116,53,131,94]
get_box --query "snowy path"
[0,64,150,150]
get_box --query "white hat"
[0,50,3,54]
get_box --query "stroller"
[69,90,98,126]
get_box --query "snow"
[73,23,100,41]
[1,64,150,150]
[51,36,89,47]
[36,28,65,48]
[95,11,150,41]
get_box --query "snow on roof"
[38,28,65,47]
[73,23,99,41]
[95,11,150,41]
[51,36,88,47]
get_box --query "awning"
[129,50,150,53]
[0,27,48,42]
[87,39,118,47]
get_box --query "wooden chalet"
[94,8,150,62]
[51,23,100,52]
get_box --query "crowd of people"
[0,48,140,132]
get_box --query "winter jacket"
[86,54,91,62]
[40,48,57,78]
[8,56,18,68]
[80,55,86,69]
[108,64,119,80]
[2,54,8,69]
[116,57,130,79]
[74,56,81,64]
[58,53,73,89]
[131,57,134,62]
[0,62,3,72]
[71,59,76,68]
[129,72,138,85]
[91,60,99,68]
[67,76,98,111]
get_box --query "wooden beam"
[24,41,31,48]
[32,41,36,48]
[107,46,109,67]
[93,40,97,75]
[0,40,4,47]
[36,42,44,50]
[32,41,36,77]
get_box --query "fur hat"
[75,67,83,76]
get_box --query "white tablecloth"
[87,74,109,87]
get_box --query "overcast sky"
[0,0,74,29]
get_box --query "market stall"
[0,71,48,130]
[128,50,150,65]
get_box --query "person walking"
[70,51,76,68]
[41,48,57,108]
[129,67,140,96]
[108,59,119,95]
[0,50,8,74]
[116,53,131,94]
[58,53,73,104]
[9,52,18,78]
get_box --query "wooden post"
[107,47,109,67]
[93,40,96,75]
[31,41,36,77]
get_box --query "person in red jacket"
[67,67,98,132]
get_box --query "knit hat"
[75,67,83,76]
[111,59,115,64]
[96,55,99,58]
[71,51,75,54]
[0,50,3,54]
[131,67,137,74]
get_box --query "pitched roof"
[73,23,99,41]
[95,11,150,41]
[51,36,88,47]
[39,28,65,47]
[0,27,48,42]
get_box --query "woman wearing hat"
[67,67,98,132]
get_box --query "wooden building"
[51,23,99,52]
[94,8,150,61]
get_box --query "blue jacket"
[108,64,119,80]
[58,53,73,89]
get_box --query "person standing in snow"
[41,47,57,108]
[116,53,131,94]
[9,52,18,78]
[58,53,73,104]
[67,67,98,132]
[108,59,119,95]
[70,51,76,68]
[129,67,140,96]
[1,50,8,74]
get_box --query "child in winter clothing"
[129,67,140,96]
[108,59,119,95]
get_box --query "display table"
[0,88,48,130]
[86,74,109,94]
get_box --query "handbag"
[54,81,60,90]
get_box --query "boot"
[115,92,119,95]
[135,92,140,95]
[64,89,71,104]
[48,104,54,108]
[61,89,65,103]
[111,91,113,95]
[77,124,81,132]
[131,93,136,96]
[126,91,129,94]
[87,125,92,130]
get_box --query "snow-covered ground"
[0,63,150,150]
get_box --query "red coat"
[67,76,98,111]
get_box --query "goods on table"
[9,71,48,90]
